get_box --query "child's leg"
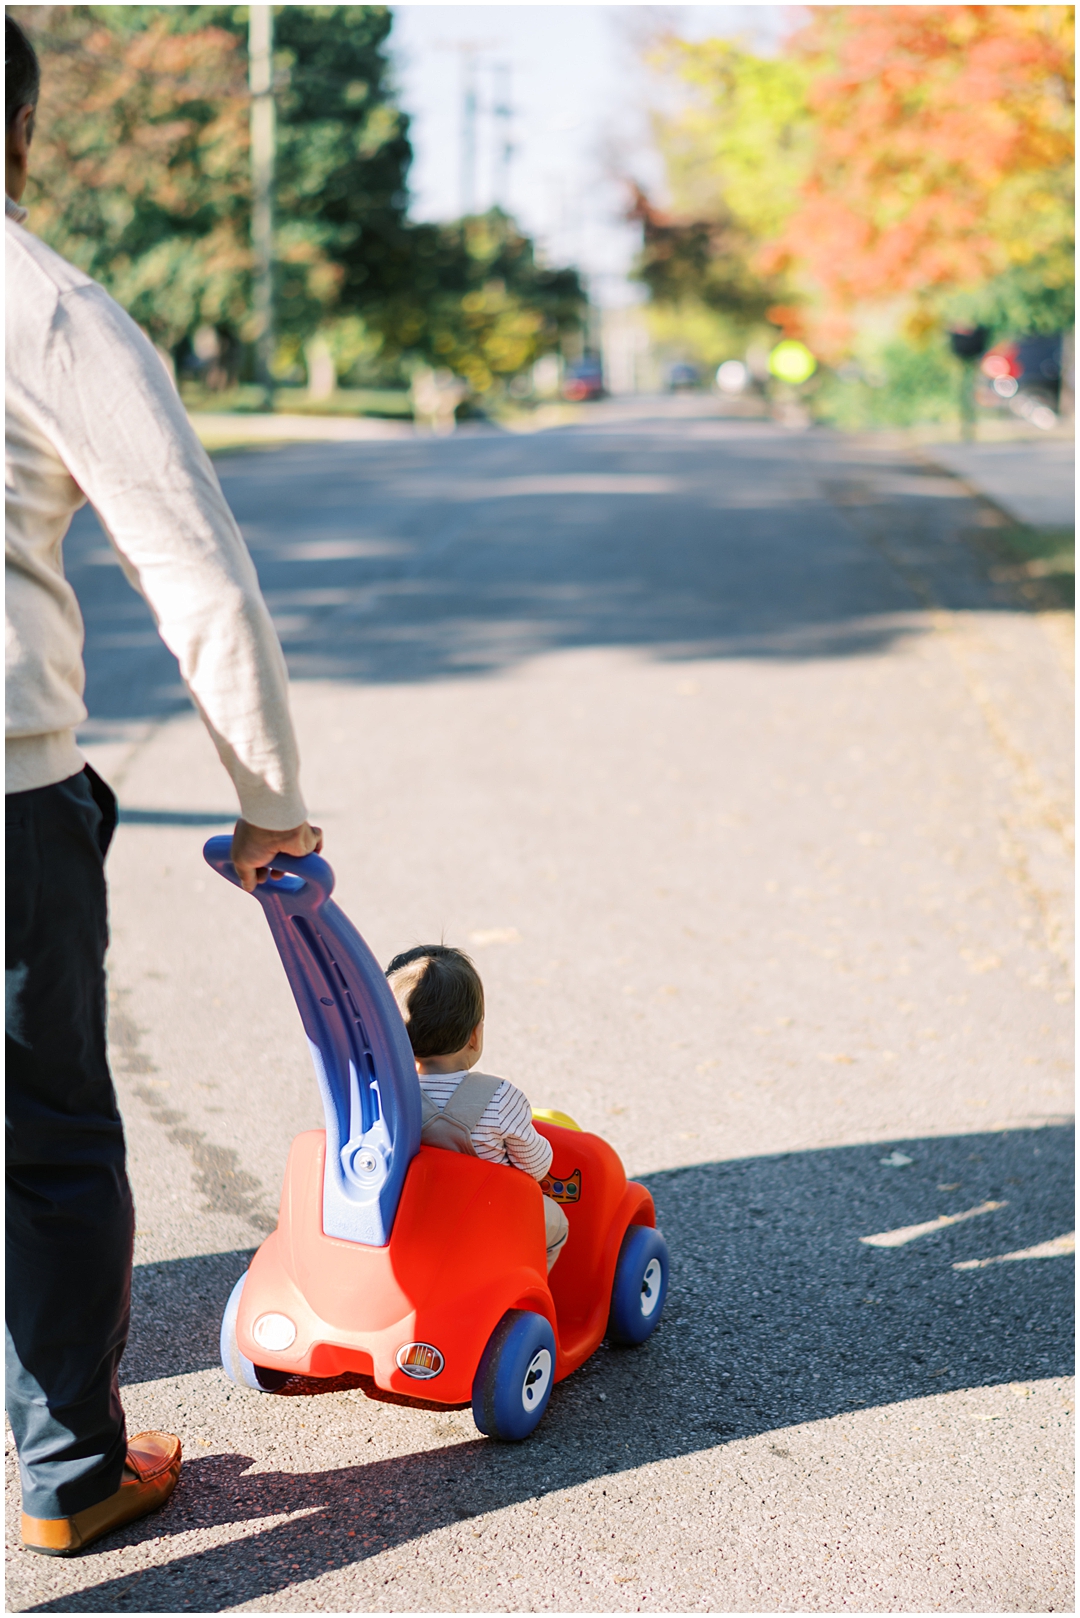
[543,1196,569,1272]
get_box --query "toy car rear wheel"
[472,1309,556,1440]
[607,1224,669,1345]
[220,1273,290,1392]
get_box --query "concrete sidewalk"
[921,434,1074,529]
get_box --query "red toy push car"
[204,840,669,1439]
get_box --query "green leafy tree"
[650,36,812,245]
[14,5,415,361]
[12,5,253,351]
[15,5,582,393]
[628,183,778,329]
[262,11,585,390]
[371,212,584,393]
[629,36,812,353]
[241,3,415,349]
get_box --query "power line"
[492,61,514,212]
[436,37,504,220]
[461,46,478,217]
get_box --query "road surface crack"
[107,986,277,1233]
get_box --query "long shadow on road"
[67,424,1015,741]
[38,1122,1073,1612]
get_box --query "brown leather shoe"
[21,1432,182,1557]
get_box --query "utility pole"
[492,61,513,214]
[249,5,275,401]
[460,46,478,218]
[437,37,500,219]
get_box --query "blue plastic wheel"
[472,1310,557,1440]
[220,1273,290,1392]
[607,1225,669,1345]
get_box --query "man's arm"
[37,280,316,880]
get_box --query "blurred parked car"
[666,362,701,391]
[563,356,604,402]
[980,333,1063,428]
[715,359,748,395]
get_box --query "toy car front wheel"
[472,1309,556,1440]
[220,1273,290,1392]
[608,1224,669,1345]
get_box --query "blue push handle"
[201,841,335,905]
[203,836,422,1246]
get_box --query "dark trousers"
[6,765,134,1519]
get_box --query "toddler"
[386,944,569,1272]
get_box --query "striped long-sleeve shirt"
[417,1071,553,1180]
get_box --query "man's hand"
[231,819,323,894]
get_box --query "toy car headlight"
[252,1312,297,1351]
[396,1342,444,1379]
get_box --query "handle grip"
[202,834,334,906]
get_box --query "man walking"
[6,16,320,1555]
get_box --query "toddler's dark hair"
[385,945,484,1059]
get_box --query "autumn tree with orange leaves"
[777,5,1074,353]
[641,6,1073,362]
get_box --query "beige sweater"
[4,201,306,828]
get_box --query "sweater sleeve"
[494,1081,554,1180]
[40,282,306,829]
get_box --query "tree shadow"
[117,810,236,827]
[43,1123,1071,1613]
[67,426,1016,739]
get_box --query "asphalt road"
[6,401,1073,1613]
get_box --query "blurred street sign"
[769,340,817,385]
[948,326,990,360]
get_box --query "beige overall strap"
[440,1071,503,1133]
[420,1092,440,1126]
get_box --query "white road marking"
[954,1231,1075,1269]
[860,1200,1007,1248]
